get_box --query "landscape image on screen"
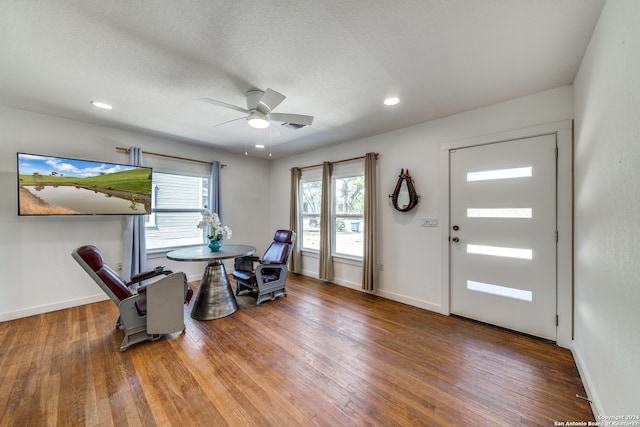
[18,153,152,215]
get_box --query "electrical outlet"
[116,262,123,271]
[421,218,438,227]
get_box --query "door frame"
[438,120,573,348]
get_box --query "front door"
[450,134,557,341]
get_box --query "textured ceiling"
[0,0,604,159]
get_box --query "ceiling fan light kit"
[247,111,270,128]
[200,88,314,131]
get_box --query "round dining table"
[167,244,256,320]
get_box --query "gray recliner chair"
[232,230,296,305]
[72,245,193,351]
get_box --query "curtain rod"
[115,146,226,167]
[294,153,378,171]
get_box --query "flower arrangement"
[197,210,232,242]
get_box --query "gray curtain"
[122,147,147,281]
[319,161,333,281]
[209,160,222,219]
[362,152,378,291]
[289,167,302,273]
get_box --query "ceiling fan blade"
[199,97,250,114]
[213,116,245,127]
[269,113,314,127]
[257,88,286,114]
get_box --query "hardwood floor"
[1,273,593,426]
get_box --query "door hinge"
[555,147,559,159]
[556,315,559,326]
[555,230,559,242]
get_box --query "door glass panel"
[467,166,532,182]
[467,280,533,302]
[467,208,533,218]
[467,244,533,260]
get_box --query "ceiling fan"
[199,88,314,130]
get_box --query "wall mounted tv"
[17,152,152,216]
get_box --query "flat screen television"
[17,152,153,216]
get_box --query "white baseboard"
[1,274,203,322]
[186,274,202,283]
[330,277,361,290]
[0,293,109,322]
[297,271,446,315]
[376,289,446,314]
[301,268,319,279]
[572,341,602,419]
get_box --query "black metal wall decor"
[389,169,420,212]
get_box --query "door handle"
[451,237,460,243]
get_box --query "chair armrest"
[128,266,173,285]
[255,263,286,274]
[234,256,261,271]
[139,272,191,303]
[146,272,186,334]
[254,263,288,287]
[117,292,146,314]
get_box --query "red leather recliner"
[232,230,296,305]
[72,245,193,351]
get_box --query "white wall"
[270,85,573,314]
[0,105,271,321]
[573,0,640,416]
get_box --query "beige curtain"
[362,152,378,291]
[319,161,333,281]
[289,167,302,274]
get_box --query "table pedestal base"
[190,260,238,320]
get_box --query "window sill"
[333,254,363,266]
[147,244,202,259]
[300,249,362,265]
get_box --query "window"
[300,178,321,250]
[299,160,365,258]
[333,174,364,257]
[145,171,209,251]
[144,183,158,228]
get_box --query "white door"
[450,134,557,341]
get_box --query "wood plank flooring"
[0,273,593,426]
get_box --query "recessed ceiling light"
[384,97,400,106]
[255,144,265,149]
[90,101,113,110]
